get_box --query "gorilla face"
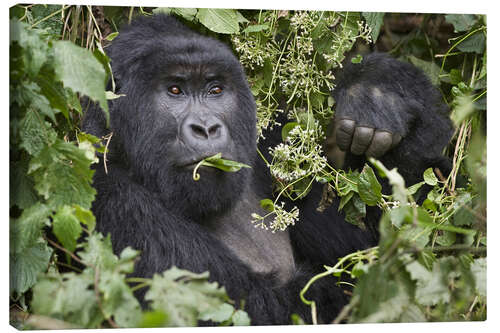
[107,18,257,219]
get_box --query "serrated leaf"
[146,267,230,327]
[10,203,51,253]
[73,205,96,232]
[10,160,38,209]
[19,110,54,156]
[10,19,50,77]
[31,272,104,328]
[99,270,142,328]
[445,14,478,32]
[406,258,453,306]
[199,303,234,322]
[457,31,486,54]
[362,12,385,42]
[53,205,82,252]
[10,243,53,295]
[196,8,240,34]
[407,56,440,86]
[53,40,109,123]
[423,168,438,186]
[358,165,382,206]
[29,139,96,210]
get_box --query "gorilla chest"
[210,196,296,283]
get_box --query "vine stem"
[299,247,378,324]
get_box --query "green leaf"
[31,272,104,328]
[10,243,53,295]
[407,181,425,196]
[343,194,366,229]
[193,153,251,180]
[232,309,251,326]
[351,54,363,64]
[423,168,438,186]
[10,160,38,209]
[407,55,440,86]
[196,8,240,34]
[260,199,275,212]
[199,303,234,322]
[406,258,454,306]
[457,31,486,54]
[140,310,169,328]
[281,122,299,141]
[29,139,96,210]
[357,165,382,206]
[73,205,96,232]
[445,14,478,32]
[362,12,385,42]
[53,205,83,252]
[105,32,119,41]
[370,158,407,205]
[10,19,50,77]
[99,270,142,328]
[146,267,231,326]
[470,258,486,297]
[19,110,54,156]
[10,203,51,254]
[53,40,109,123]
[388,205,411,228]
[243,24,269,33]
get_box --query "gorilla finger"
[365,131,392,158]
[335,118,356,151]
[351,126,374,155]
[391,133,402,148]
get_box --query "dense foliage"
[9,5,486,328]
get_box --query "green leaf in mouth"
[192,153,252,181]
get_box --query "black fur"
[82,15,453,325]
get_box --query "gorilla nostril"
[190,124,209,139]
[208,124,221,138]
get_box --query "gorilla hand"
[331,54,428,159]
[334,118,402,158]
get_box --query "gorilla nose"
[182,117,229,148]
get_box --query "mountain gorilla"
[82,14,453,325]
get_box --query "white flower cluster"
[269,202,299,233]
[232,34,274,70]
[269,120,327,183]
[251,202,300,233]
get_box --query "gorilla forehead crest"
[109,15,244,83]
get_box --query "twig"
[103,132,113,174]
[434,167,454,195]
[44,236,86,267]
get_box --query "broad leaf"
[196,9,240,34]
[53,41,109,123]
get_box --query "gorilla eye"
[168,85,182,95]
[209,86,223,95]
